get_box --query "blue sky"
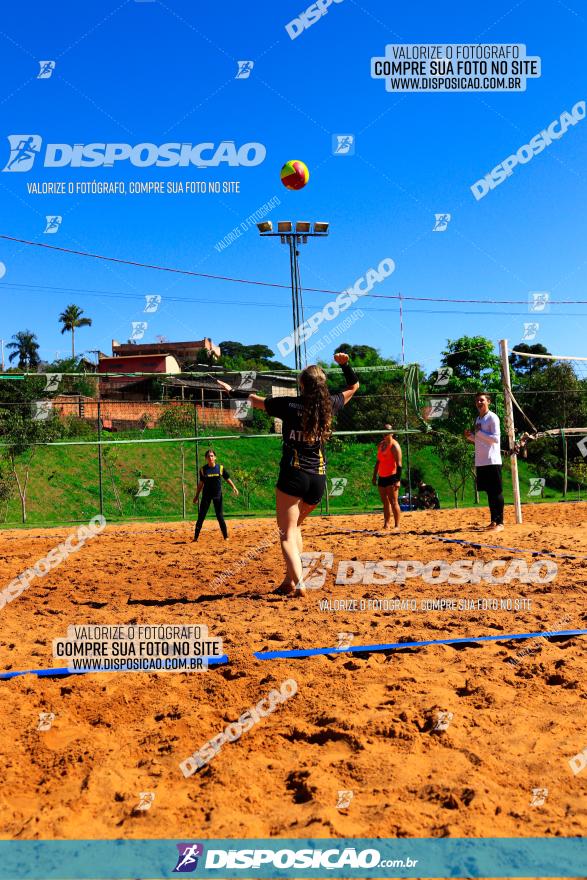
[0,0,586,373]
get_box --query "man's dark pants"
[476,464,504,525]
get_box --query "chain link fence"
[1,368,586,526]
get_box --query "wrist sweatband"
[395,465,403,480]
[340,362,359,385]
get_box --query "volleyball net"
[0,358,585,526]
[502,347,587,508]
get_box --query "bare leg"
[378,485,392,528]
[389,483,401,530]
[275,489,306,593]
[296,500,316,557]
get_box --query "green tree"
[0,461,15,522]
[569,459,587,494]
[441,336,501,384]
[6,330,40,369]
[217,341,289,372]
[0,403,59,522]
[184,349,219,369]
[158,405,194,518]
[230,462,266,510]
[335,344,381,364]
[431,432,472,508]
[43,356,98,398]
[219,341,274,361]
[515,362,585,434]
[101,447,124,515]
[431,336,503,435]
[58,304,92,358]
[509,343,550,378]
[329,344,407,437]
[247,406,272,434]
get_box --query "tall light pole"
[258,220,329,372]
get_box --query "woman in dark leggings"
[217,352,359,595]
[192,449,239,542]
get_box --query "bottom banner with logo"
[0,838,584,878]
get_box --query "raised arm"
[333,351,359,404]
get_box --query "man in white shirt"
[464,392,504,532]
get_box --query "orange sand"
[0,503,586,844]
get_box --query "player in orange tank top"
[372,424,402,531]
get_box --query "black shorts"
[476,464,503,494]
[276,466,327,506]
[378,474,400,488]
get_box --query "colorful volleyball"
[280,160,310,190]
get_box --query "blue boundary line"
[323,529,586,559]
[429,536,586,559]
[4,630,587,675]
[253,629,587,660]
[0,654,229,680]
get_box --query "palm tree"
[6,330,40,369]
[59,304,92,358]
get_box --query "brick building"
[110,337,220,366]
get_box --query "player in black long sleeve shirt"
[193,449,239,541]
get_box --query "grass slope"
[2,430,583,527]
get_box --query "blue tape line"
[323,529,585,559]
[254,630,587,660]
[430,536,585,559]
[0,654,229,680]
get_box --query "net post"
[499,339,522,524]
[97,398,104,518]
[193,400,200,518]
[562,428,568,499]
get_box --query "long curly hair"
[299,365,333,443]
